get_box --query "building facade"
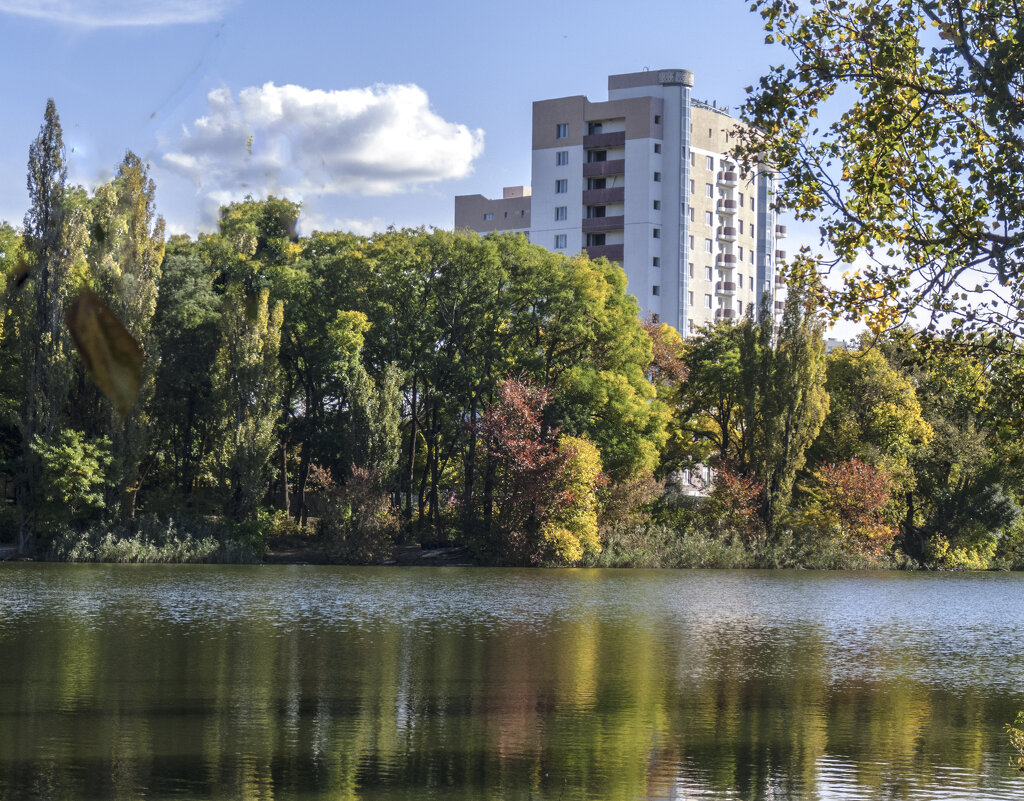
[455,69,786,334]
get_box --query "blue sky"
[0,0,783,238]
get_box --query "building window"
[750,224,755,238]
[654,143,661,154]
[688,320,694,333]
[705,183,713,198]
[653,200,661,210]
[689,235,694,250]
[705,266,713,281]
[689,207,695,222]
[588,122,603,135]
[690,180,695,194]
[653,228,661,238]
[738,246,744,260]
[555,206,567,221]
[652,285,660,296]
[688,291,694,306]
[739,192,745,206]
[555,179,567,194]
[483,213,493,221]
[556,150,568,166]
[749,276,754,290]
[704,238,713,253]
[653,171,662,182]
[750,250,755,264]
[705,211,713,226]
[587,149,607,163]
[738,220,744,235]
[737,300,743,315]
[706,155,714,170]
[653,257,660,267]
[751,198,756,211]
[708,127,713,138]
[554,234,567,249]
[689,262,694,278]
[556,123,569,138]
[690,152,695,167]
[738,272,744,286]
[586,233,605,246]
[705,294,712,308]
[586,206,605,218]
[588,177,606,190]
[522,209,527,217]
[654,114,662,124]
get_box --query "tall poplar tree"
[750,291,829,538]
[17,100,80,550]
[213,288,283,521]
[85,152,165,517]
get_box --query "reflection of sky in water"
[1,565,1023,800]
[4,566,1020,690]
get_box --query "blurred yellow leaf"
[64,287,144,420]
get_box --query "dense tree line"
[1,100,1022,568]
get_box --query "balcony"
[775,275,786,287]
[584,243,624,262]
[716,281,737,295]
[775,224,787,239]
[582,215,625,233]
[582,187,624,205]
[775,301,786,312]
[715,308,736,320]
[718,171,738,187]
[716,253,737,267]
[583,131,625,149]
[583,159,625,178]
[717,199,737,215]
[717,226,737,242]
[776,249,786,260]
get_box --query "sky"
[0,0,785,238]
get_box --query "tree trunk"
[406,374,417,525]
[280,438,290,514]
[295,446,310,527]
[462,391,477,538]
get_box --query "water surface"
[1,565,1022,800]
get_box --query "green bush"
[316,467,400,564]
[47,515,262,563]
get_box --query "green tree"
[748,291,829,537]
[213,288,283,521]
[740,0,1024,341]
[16,100,84,551]
[30,429,112,527]
[676,322,748,468]
[83,152,165,516]
[149,244,223,505]
[883,333,1021,562]
[810,346,933,492]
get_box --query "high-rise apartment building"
[455,69,786,334]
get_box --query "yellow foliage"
[926,534,995,570]
[542,435,603,564]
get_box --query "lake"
[1,565,1022,800]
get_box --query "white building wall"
[531,145,584,254]
[623,136,659,317]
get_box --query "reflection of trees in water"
[2,591,1023,800]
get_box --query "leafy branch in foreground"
[738,0,1024,343]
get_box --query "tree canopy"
[740,0,1024,341]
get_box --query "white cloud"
[162,82,485,208]
[0,0,234,26]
